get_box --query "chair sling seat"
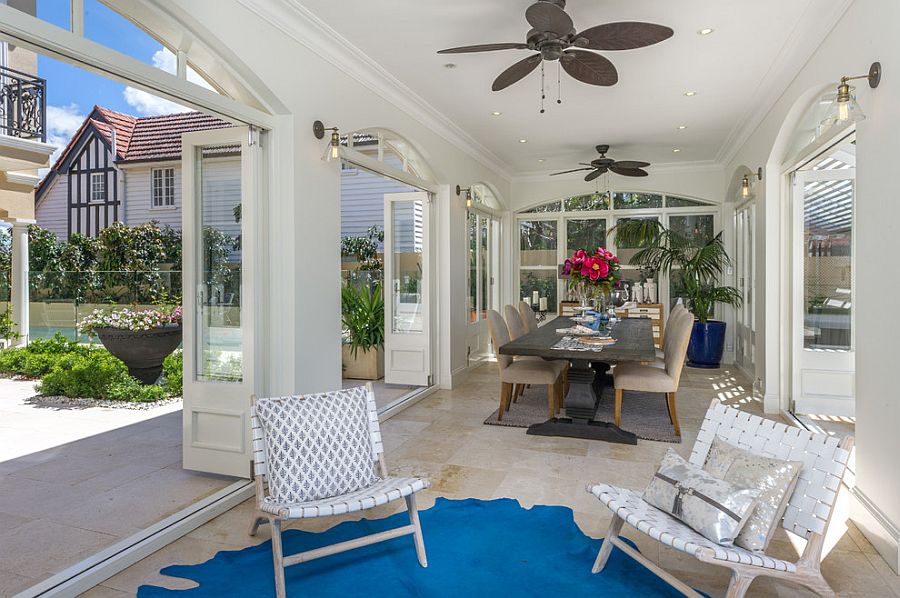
[262,477,430,519]
[588,483,797,573]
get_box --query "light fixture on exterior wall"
[741,167,763,199]
[313,120,341,162]
[457,185,472,208]
[820,61,881,133]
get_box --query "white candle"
[532,291,539,304]
[523,296,531,306]
[539,297,548,311]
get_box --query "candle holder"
[531,302,548,323]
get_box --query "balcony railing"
[0,65,46,143]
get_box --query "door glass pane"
[669,214,715,246]
[467,211,477,323]
[564,193,609,211]
[803,177,853,351]
[391,199,424,334]
[613,192,662,209]
[520,270,557,314]
[615,216,658,265]
[567,218,607,252]
[522,201,561,213]
[197,144,243,382]
[666,196,709,208]
[479,216,488,320]
[519,219,557,313]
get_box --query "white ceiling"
[297,0,840,175]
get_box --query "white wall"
[724,0,900,571]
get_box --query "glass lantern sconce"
[313,120,341,162]
[457,185,473,208]
[741,167,762,199]
[820,61,881,133]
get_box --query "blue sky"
[35,1,202,161]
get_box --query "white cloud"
[122,48,214,116]
[45,103,87,167]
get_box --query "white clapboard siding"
[35,176,70,240]
[121,163,182,229]
[341,164,419,249]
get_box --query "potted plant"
[612,220,742,368]
[79,304,183,384]
[341,281,385,380]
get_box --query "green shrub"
[37,351,128,399]
[163,350,183,396]
[0,347,27,373]
[21,352,66,377]
[105,375,169,403]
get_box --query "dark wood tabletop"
[498,316,657,363]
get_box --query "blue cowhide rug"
[138,497,689,597]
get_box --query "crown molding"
[512,159,722,183]
[713,0,854,168]
[236,0,514,180]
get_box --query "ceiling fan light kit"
[437,0,673,113]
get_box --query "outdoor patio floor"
[76,364,898,597]
[0,380,237,596]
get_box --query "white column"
[10,221,29,346]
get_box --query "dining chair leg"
[512,384,521,403]
[546,384,556,418]
[498,382,513,421]
[614,388,623,428]
[666,392,681,436]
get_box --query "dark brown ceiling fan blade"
[437,43,529,54]
[525,1,574,36]
[560,50,618,86]
[611,160,650,169]
[492,54,542,91]
[578,22,674,51]
[550,168,594,176]
[584,168,607,182]
[610,166,649,177]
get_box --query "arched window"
[516,191,720,317]
[342,128,435,184]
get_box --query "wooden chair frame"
[249,383,428,598]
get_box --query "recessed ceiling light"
[673,148,682,153]
[537,158,545,163]
[443,63,457,69]
[491,111,502,116]
[677,125,687,130]
[698,28,714,36]
[684,91,697,97]
[518,139,528,144]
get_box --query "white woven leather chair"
[488,309,565,419]
[612,308,693,435]
[249,384,429,598]
[587,400,854,598]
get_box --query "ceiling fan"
[437,0,673,100]
[550,145,650,181]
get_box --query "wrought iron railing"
[0,65,46,142]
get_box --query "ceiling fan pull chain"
[540,61,546,114]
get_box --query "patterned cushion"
[703,436,803,552]
[255,388,379,504]
[643,449,760,546]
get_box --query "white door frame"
[182,126,261,478]
[734,200,756,378]
[790,167,856,417]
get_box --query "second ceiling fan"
[437,0,673,93]
[551,145,650,181]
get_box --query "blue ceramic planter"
[687,320,727,368]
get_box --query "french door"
[734,203,755,374]
[182,126,260,478]
[383,191,431,385]
[791,168,855,416]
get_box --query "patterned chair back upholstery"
[689,401,853,540]
[504,304,527,340]
[250,385,384,483]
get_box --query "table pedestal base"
[526,359,637,445]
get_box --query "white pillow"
[255,388,379,503]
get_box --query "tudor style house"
[35,105,238,239]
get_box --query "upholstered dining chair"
[249,384,429,598]
[488,309,565,420]
[587,400,854,598]
[517,301,538,334]
[652,305,691,369]
[612,308,693,435]
[655,303,688,362]
[504,304,569,401]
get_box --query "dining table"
[498,316,657,444]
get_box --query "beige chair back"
[504,304,527,340]
[518,301,537,333]
[664,310,694,385]
[487,309,513,369]
[662,306,688,357]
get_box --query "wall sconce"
[820,61,881,132]
[313,120,341,162]
[457,185,472,208]
[741,167,763,199]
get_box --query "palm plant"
[341,281,385,357]
[611,219,741,322]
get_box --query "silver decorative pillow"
[643,449,760,546]
[703,436,803,552]
[255,388,379,504]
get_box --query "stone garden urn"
[96,324,183,384]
